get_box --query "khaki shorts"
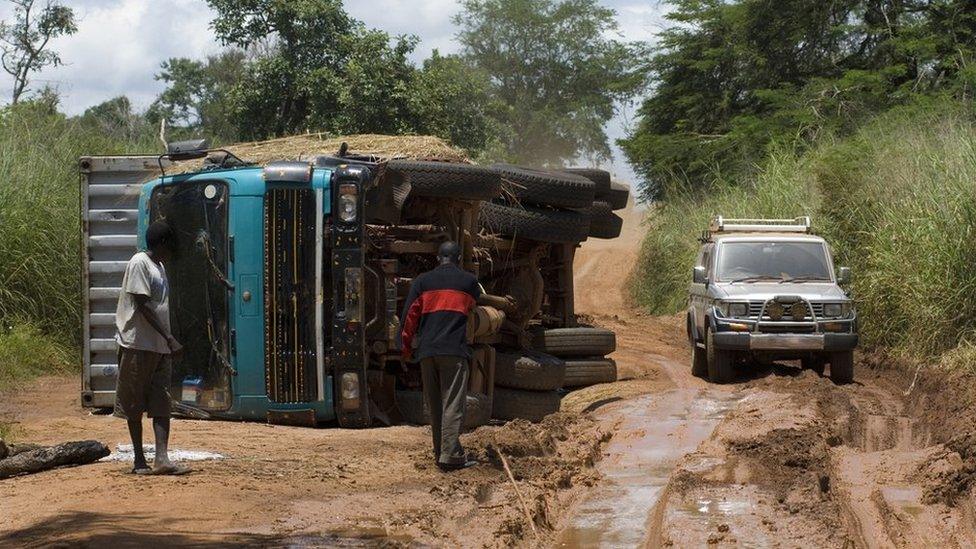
[113,347,172,420]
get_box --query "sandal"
[151,463,192,476]
[130,466,152,475]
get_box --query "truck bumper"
[712,332,858,352]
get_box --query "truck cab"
[687,217,858,384]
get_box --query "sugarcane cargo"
[79,134,629,428]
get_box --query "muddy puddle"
[276,528,414,548]
[555,388,743,547]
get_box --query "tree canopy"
[455,0,642,166]
[621,0,976,201]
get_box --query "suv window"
[715,241,831,282]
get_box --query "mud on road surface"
[3,204,976,547]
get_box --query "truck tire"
[561,168,611,196]
[396,389,492,430]
[491,387,561,422]
[562,358,617,388]
[588,201,624,239]
[706,328,734,384]
[491,165,595,209]
[607,181,630,210]
[494,351,566,391]
[531,327,616,357]
[387,160,501,201]
[830,351,854,384]
[480,202,590,243]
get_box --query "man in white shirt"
[114,220,188,475]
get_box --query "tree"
[620,0,976,201]
[149,50,247,141]
[455,0,642,166]
[0,0,76,104]
[80,96,153,142]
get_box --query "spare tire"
[561,168,611,196]
[563,358,618,388]
[387,160,501,201]
[494,351,566,391]
[532,327,616,358]
[491,165,595,209]
[396,390,491,430]
[491,387,561,422]
[480,202,590,243]
[607,181,630,210]
[588,201,624,239]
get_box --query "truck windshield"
[716,241,831,282]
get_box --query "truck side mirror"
[837,267,851,285]
[693,266,707,285]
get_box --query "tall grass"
[632,102,976,360]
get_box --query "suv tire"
[480,202,590,243]
[491,165,595,209]
[706,328,734,384]
[531,327,616,357]
[830,351,854,384]
[491,387,561,422]
[387,160,501,201]
[494,350,566,391]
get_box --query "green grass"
[631,101,976,362]
[0,322,72,391]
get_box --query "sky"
[0,0,668,183]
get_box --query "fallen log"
[0,440,110,479]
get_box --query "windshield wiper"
[730,275,784,283]
[779,275,831,283]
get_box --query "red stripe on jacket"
[400,289,476,359]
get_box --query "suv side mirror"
[693,266,707,284]
[837,266,851,285]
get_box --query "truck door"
[79,156,161,409]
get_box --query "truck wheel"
[588,201,624,239]
[480,202,590,243]
[491,165,595,209]
[706,328,734,384]
[607,181,630,210]
[387,160,501,201]
[531,327,616,357]
[829,351,855,384]
[802,356,826,376]
[494,350,566,391]
[491,387,561,422]
[561,168,611,196]
[562,358,617,388]
[395,390,492,430]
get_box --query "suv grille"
[746,301,825,320]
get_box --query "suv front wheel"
[706,328,734,384]
[830,351,854,384]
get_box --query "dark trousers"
[420,355,469,465]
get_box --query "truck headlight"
[338,183,358,223]
[822,303,851,318]
[718,301,749,318]
[340,372,361,410]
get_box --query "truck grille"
[265,188,318,403]
[747,301,824,320]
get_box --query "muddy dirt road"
[3,204,976,547]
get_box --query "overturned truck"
[79,135,628,428]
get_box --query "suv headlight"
[718,301,749,318]
[822,302,851,318]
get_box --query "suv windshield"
[715,241,831,282]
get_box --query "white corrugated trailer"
[79,156,161,409]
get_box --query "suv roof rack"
[708,216,812,235]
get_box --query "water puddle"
[556,388,742,548]
[100,443,225,462]
[276,528,415,548]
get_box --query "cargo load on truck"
[79,134,630,429]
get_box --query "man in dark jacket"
[400,241,482,471]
